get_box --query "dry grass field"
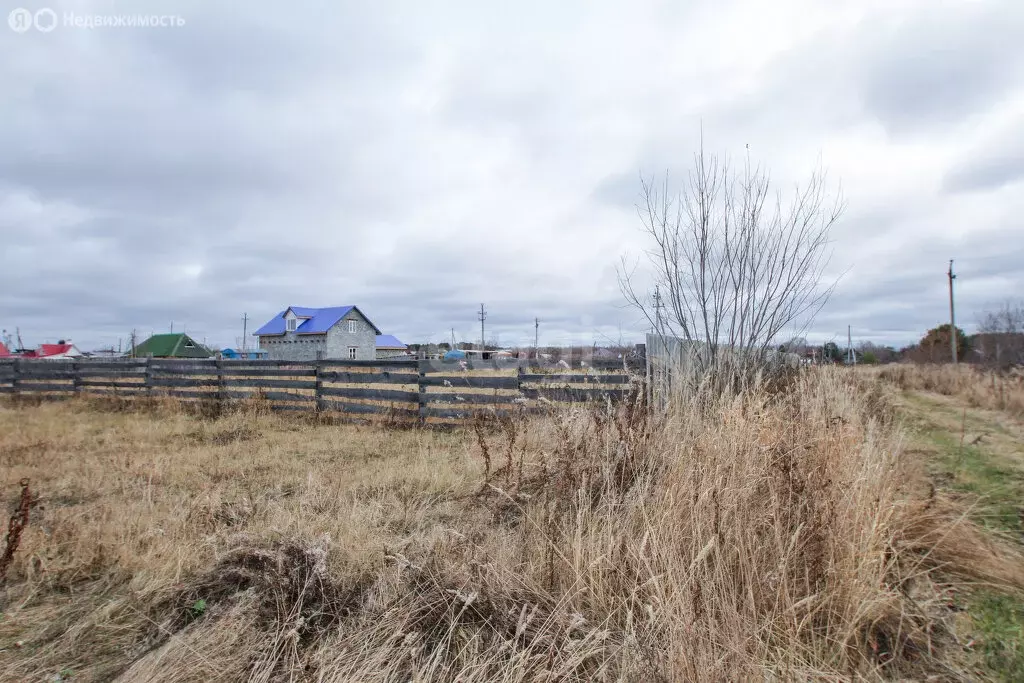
[876,364,1024,419]
[2,367,1024,681]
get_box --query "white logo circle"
[34,8,57,32]
[8,8,33,32]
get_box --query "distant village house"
[254,306,407,361]
[134,333,213,359]
[375,334,409,359]
[7,340,84,360]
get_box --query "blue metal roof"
[221,348,268,358]
[254,306,381,336]
[375,334,406,349]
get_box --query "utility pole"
[478,304,487,351]
[847,325,854,365]
[653,286,664,332]
[451,327,455,349]
[948,259,958,364]
[130,329,137,358]
[242,312,249,352]
[534,317,539,355]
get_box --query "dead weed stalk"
[0,478,33,585]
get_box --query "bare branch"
[619,140,844,392]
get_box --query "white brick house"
[254,306,380,361]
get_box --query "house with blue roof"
[254,306,382,361]
[375,334,409,359]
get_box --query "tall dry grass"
[1,370,1021,681]
[876,363,1024,419]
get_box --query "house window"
[184,341,194,348]
[347,319,357,334]
[348,346,357,359]
[286,318,297,332]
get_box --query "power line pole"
[130,329,137,358]
[242,312,248,352]
[948,259,958,364]
[478,304,487,351]
[534,317,539,354]
[847,325,854,365]
[653,286,664,332]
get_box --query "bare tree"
[975,300,1024,368]
[856,341,898,364]
[620,139,843,391]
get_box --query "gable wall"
[326,309,376,360]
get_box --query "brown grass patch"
[876,364,1024,419]
[0,370,1021,681]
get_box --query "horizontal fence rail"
[0,357,642,425]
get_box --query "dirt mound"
[160,535,368,640]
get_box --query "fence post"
[144,357,153,397]
[314,361,323,412]
[417,359,428,426]
[216,359,226,407]
[645,346,653,411]
[72,359,80,396]
[516,365,526,417]
[12,358,20,396]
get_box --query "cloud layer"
[2,0,1022,351]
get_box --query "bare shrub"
[322,370,1024,680]
[975,299,1024,368]
[620,139,843,394]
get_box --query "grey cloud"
[1,0,1023,353]
[858,1,1024,134]
[690,1,1024,141]
[945,153,1024,194]
[943,126,1024,193]
[591,172,639,210]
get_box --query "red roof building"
[35,342,83,359]
[0,342,10,358]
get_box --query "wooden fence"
[0,358,640,425]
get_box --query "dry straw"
[0,367,1021,681]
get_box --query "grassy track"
[894,385,1024,681]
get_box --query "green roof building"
[133,333,212,359]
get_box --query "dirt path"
[893,388,1024,681]
[895,390,1024,537]
[899,390,1024,463]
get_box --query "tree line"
[775,300,1023,367]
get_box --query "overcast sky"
[2,0,1022,351]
